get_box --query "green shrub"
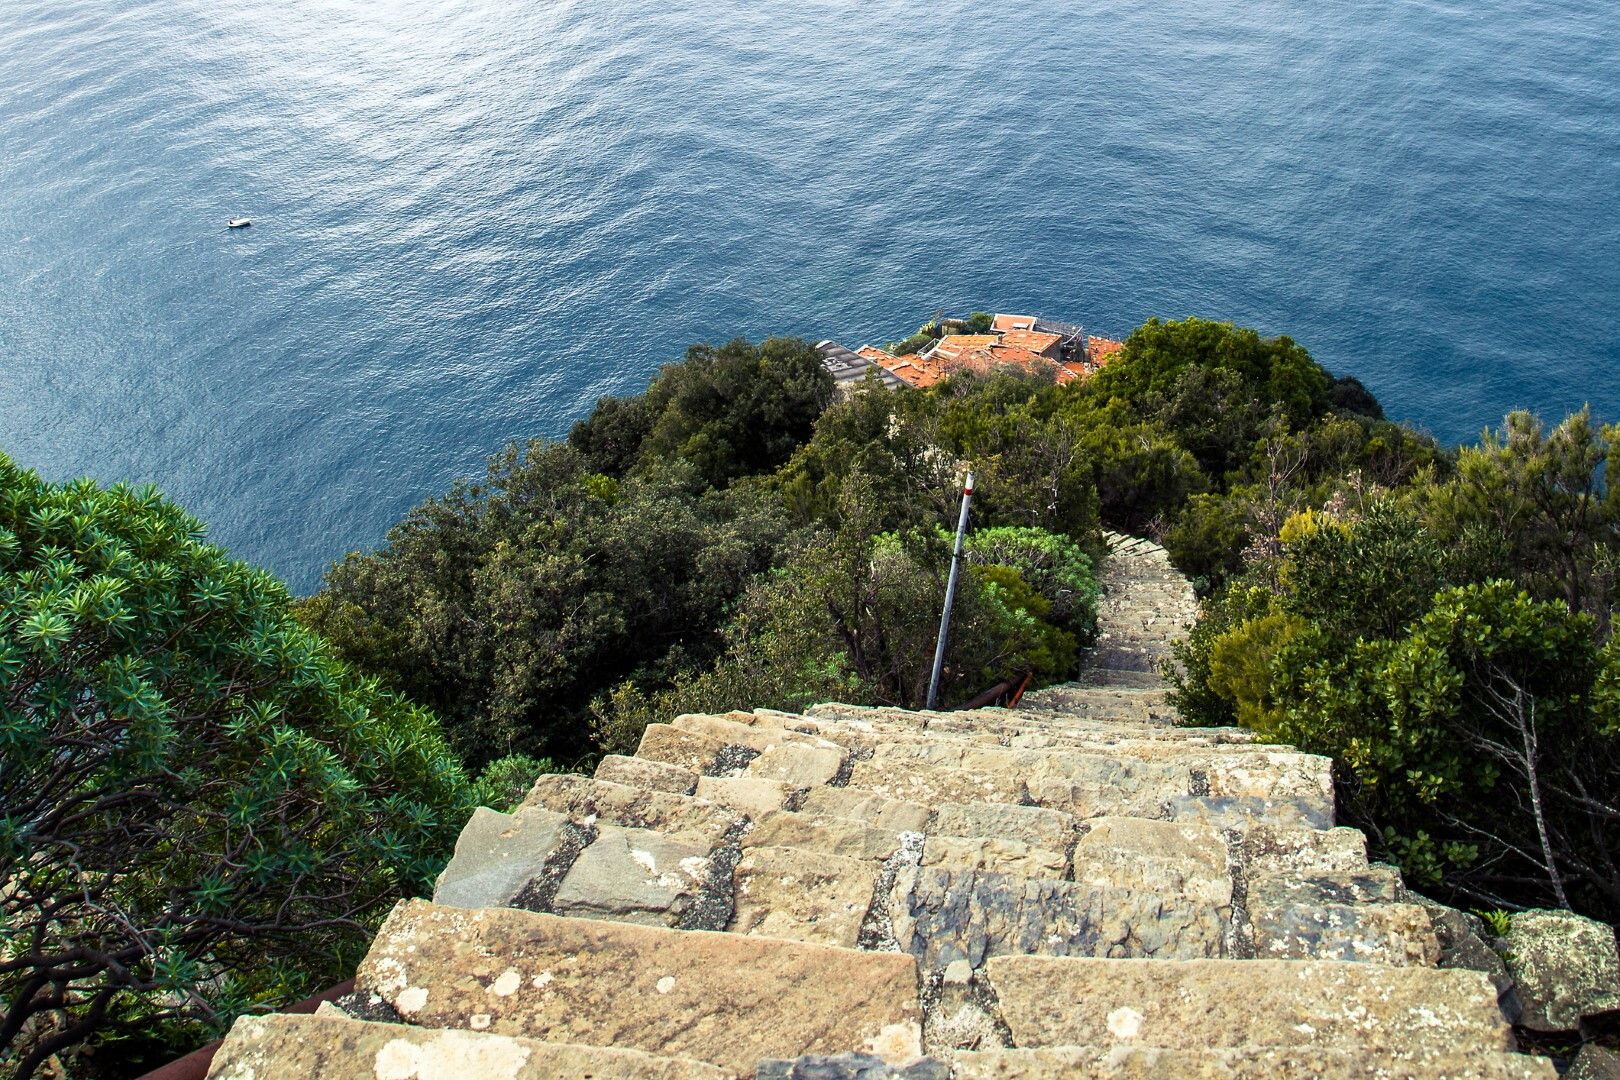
[472,754,560,812]
[0,455,471,1077]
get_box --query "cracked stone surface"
[731,846,880,948]
[356,902,923,1076]
[432,807,569,910]
[888,867,1227,969]
[551,825,713,927]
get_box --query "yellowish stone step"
[355,901,924,1077]
[983,957,1513,1055]
[205,1013,730,1080]
[951,1045,1554,1078]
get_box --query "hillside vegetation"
[6,315,1615,1076]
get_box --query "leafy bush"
[570,336,834,488]
[1176,434,1620,925]
[961,525,1099,639]
[472,754,559,812]
[0,455,470,1077]
[298,446,797,770]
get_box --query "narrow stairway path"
[203,536,1550,1079]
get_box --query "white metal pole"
[926,471,975,711]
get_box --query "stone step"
[598,754,701,795]
[887,865,1228,969]
[731,844,880,948]
[837,755,1332,829]
[983,956,1514,1055]
[742,808,906,863]
[205,1013,729,1079]
[522,774,743,839]
[1072,818,1232,907]
[867,741,1332,804]
[950,1045,1555,1078]
[356,901,924,1078]
[1248,870,1453,964]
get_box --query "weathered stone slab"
[522,775,742,838]
[1168,794,1333,831]
[930,802,1075,851]
[732,845,879,947]
[1251,901,1440,966]
[742,810,902,862]
[596,754,700,795]
[846,759,1028,808]
[874,743,1197,808]
[357,901,925,1076]
[1072,818,1231,906]
[797,787,930,833]
[951,1045,1556,1079]
[551,825,712,927]
[204,1013,729,1080]
[1202,751,1333,804]
[674,713,839,753]
[434,807,569,910]
[757,1053,950,1080]
[888,867,1226,969]
[920,835,1067,879]
[1241,825,1367,876]
[1247,866,1403,908]
[1500,909,1620,1031]
[637,724,739,774]
[984,956,1513,1053]
[748,743,845,788]
[695,775,790,817]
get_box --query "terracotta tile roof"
[1057,361,1089,385]
[987,345,1053,372]
[991,313,1038,333]
[932,334,1002,361]
[999,329,1064,357]
[1088,336,1125,364]
[857,346,899,364]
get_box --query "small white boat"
[227,218,252,229]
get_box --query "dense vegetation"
[9,312,1615,1074]
[1171,411,1620,924]
[0,456,472,1078]
[301,336,1108,768]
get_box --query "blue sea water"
[2,0,1617,591]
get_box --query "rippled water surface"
[2,0,1616,589]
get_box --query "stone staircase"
[204,538,1553,1079]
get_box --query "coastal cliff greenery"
[1168,410,1620,923]
[0,456,471,1078]
[6,315,1618,1075]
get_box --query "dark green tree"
[299,443,798,769]
[0,456,470,1078]
[570,336,834,488]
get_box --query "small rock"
[1569,1044,1620,1080]
[1499,910,1620,1032]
